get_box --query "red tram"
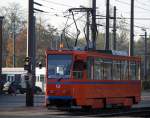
[45,50,141,109]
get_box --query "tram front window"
[48,55,72,79]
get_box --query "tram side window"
[112,61,129,80]
[102,60,112,80]
[94,58,103,80]
[130,62,136,80]
[113,61,121,80]
[136,63,140,80]
[121,61,128,80]
[88,57,112,80]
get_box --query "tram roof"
[46,49,140,61]
[46,49,128,56]
[95,50,128,56]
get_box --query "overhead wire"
[34,0,69,14]
[35,0,150,37]
[39,11,86,24]
[135,0,150,8]
[40,0,73,7]
[120,20,150,31]
[115,0,150,12]
[97,17,150,20]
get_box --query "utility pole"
[13,14,16,67]
[0,17,4,78]
[25,0,43,107]
[144,30,147,80]
[130,0,134,56]
[91,0,97,50]
[32,15,36,91]
[26,0,34,107]
[86,11,90,49]
[113,6,116,50]
[105,0,110,50]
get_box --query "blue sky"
[0,0,150,36]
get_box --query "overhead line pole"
[13,14,16,67]
[0,17,4,79]
[91,0,97,50]
[26,0,34,107]
[86,11,90,49]
[26,0,43,107]
[105,0,110,50]
[130,0,134,56]
[113,6,117,50]
[144,31,147,80]
[140,30,148,80]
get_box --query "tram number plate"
[56,84,61,88]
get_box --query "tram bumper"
[46,96,74,107]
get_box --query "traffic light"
[24,57,31,72]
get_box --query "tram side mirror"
[38,61,43,69]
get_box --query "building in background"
[35,67,46,92]
[1,67,46,92]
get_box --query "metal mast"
[105,0,110,50]
[130,0,134,56]
[113,6,116,50]
[91,0,97,50]
[26,0,35,107]
[0,17,4,78]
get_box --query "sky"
[0,0,150,37]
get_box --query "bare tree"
[0,3,26,67]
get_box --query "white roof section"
[2,67,46,75]
[2,68,27,75]
[112,50,128,56]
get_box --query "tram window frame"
[87,57,94,80]
[120,61,123,80]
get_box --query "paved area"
[0,91,150,117]
[0,94,44,108]
[133,91,150,108]
[0,107,72,118]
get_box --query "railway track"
[86,107,150,117]
[48,106,150,117]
